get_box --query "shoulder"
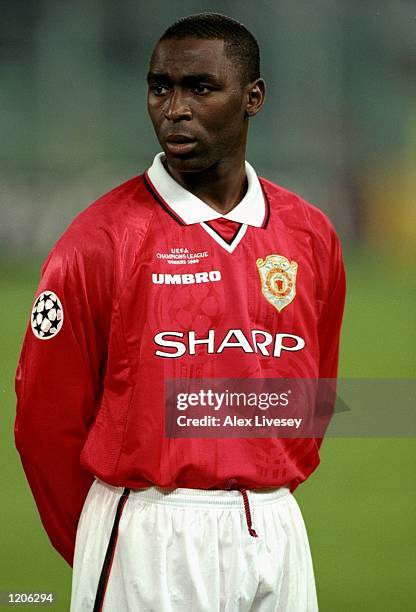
[40,174,156,290]
[61,174,155,243]
[259,175,342,252]
[45,174,155,260]
[259,177,345,305]
[259,176,345,295]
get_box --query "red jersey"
[15,153,346,565]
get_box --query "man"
[15,13,345,612]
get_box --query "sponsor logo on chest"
[152,270,221,284]
[154,328,305,358]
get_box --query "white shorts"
[70,479,319,612]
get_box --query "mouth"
[165,134,197,155]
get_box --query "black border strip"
[204,221,243,245]
[93,487,131,612]
[259,180,271,229]
[143,172,186,226]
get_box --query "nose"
[164,88,192,122]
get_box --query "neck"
[164,154,248,215]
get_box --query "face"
[147,38,264,173]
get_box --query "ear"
[245,78,266,118]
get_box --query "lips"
[165,134,197,155]
[165,134,195,143]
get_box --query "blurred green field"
[1,248,415,611]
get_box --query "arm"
[318,230,346,379]
[315,228,346,442]
[14,231,113,566]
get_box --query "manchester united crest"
[256,255,298,312]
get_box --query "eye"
[150,84,169,96]
[192,83,212,95]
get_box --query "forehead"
[149,38,230,79]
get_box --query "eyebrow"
[147,71,220,84]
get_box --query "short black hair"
[157,13,260,86]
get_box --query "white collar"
[145,152,267,227]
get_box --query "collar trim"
[259,182,271,229]
[146,152,267,227]
[143,173,186,226]
[204,221,243,246]
[200,222,248,254]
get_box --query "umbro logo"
[152,271,221,285]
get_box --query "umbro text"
[152,271,221,284]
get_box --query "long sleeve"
[317,230,346,380]
[14,226,113,566]
[315,228,346,443]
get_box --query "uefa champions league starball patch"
[31,290,64,339]
[256,254,298,312]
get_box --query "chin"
[163,151,209,173]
